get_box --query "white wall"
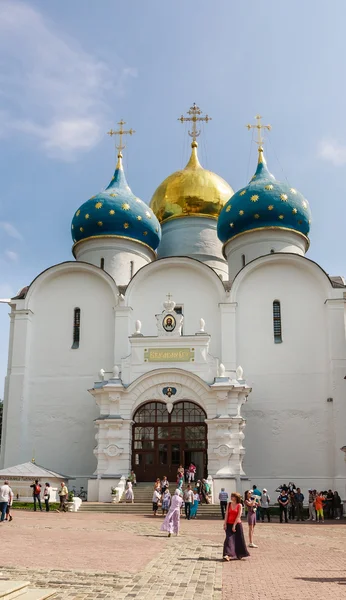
[1,264,117,477]
[233,255,345,490]
[125,258,225,360]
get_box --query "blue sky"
[1,0,346,391]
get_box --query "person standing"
[252,485,262,522]
[295,488,305,521]
[278,488,289,523]
[161,476,169,495]
[152,487,161,517]
[162,488,171,516]
[57,482,68,513]
[308,489,316,521]
[223,492,249,561]
[5,486,14,522]
[190,489,199,519]
[128,471,137,486]
[43,482,50,512]
[314,492,325,523]
[183,484,194,520]
[30,479,42,512]
[245,490,258,548]
[261,488,270,522]
[0,480,12,522]
[219,488,229,520]
[325,489,334,519]
[125,481,134,503]
[161,489,183,537]
[188,463,196,483]
[333,491,342,519]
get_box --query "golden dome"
[150,141,234,224]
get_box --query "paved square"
[0,511,345,600]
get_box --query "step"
[17,589,56,600]
[0,582,30,600]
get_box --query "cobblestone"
[0,512,345,599]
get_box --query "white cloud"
[0,222,23,241]
[0,1,136,160]
[4,250,18,262]
[318,139,346,166]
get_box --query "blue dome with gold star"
[71,154,161,251]
[217,148,311,245]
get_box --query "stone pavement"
[0,511,345,600]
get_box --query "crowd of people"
[219,483,344,525]
[0,479,70,521]
[151,464,212,521]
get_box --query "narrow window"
[241,254,246,267]
[273,301,282,343]
[130,260,134,279]
[72,308,81,349]
[100,257,105,270]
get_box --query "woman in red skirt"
[223,492,249,561]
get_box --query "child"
[314,492,325,523]
[162,488,171,516]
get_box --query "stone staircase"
[0,581,56,600]
[80,482,223,519]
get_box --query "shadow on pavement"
[296,577,346,585]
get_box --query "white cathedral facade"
[1,109,346,502]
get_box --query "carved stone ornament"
[214,444,233,457]
[166,402,173,414]
[163,386,177,398]
[156,295,184,337]
[104,444,123,458]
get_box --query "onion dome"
[71,154,161,252]
[150,141,234,224]
[217,147,311,245]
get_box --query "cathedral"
[1,106,345,502]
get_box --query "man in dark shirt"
[278,490,289,523]
[30,479,42,512]
[294,488,305,521]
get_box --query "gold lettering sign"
[144,348,195,362]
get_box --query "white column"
[219,303,237,372]
[0,306,33,467]
[326,298,346,493]
[114,305,133,368]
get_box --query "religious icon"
[163,314,176,332]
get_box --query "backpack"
[34,484,40,495]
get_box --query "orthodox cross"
[246,115,271,147]
[178,103,212,143]
[107,120,135,156]
[166,292,172,302]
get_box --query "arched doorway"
[132,401,207,482]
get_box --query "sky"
[1,0,346,390]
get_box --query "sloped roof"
[0,462,69,479]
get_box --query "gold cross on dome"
[178,103,212,143]
[246,115,271,147]
[107,119,135,156]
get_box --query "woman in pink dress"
[161,489,183,537]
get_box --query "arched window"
[241,254,246,267]
[270,249,275,254]
[273,300,282,343]
[72,307,81,349]
[100,257,105,270]
[130,260,134,279]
